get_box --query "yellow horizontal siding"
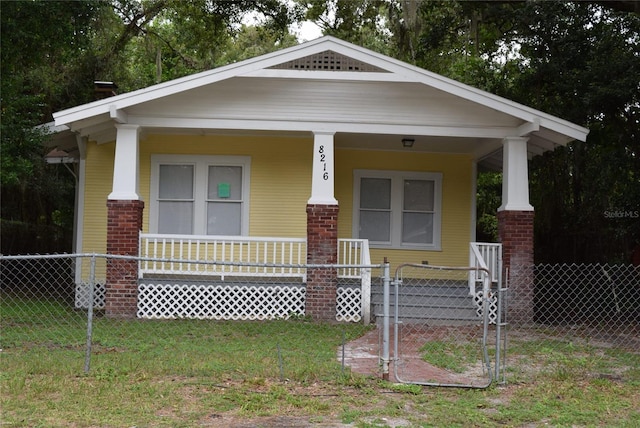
[335,149,472,268]
[82,136,473,272]
[81,141,114,254]
[140,134,312,238]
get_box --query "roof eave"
[52,35,589,145]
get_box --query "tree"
[0,0,301,254]
[384,1,640,262]
[1,0,103,253]
[506,2,640,262]
[299,0,391,52]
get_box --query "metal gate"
[380,263,506,388]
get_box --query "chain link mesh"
[508,263,640,349]
[2,255,637,385]
[1,255,86,347]
[385,265,497,387]
[1,254,375,378]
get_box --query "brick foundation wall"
[105,199,144,318]
[306,204,339,321]
[498,210,534,324]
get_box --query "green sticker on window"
[218,183,230,198]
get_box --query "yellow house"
[49,37,588,322]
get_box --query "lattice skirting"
[75,281,107,309]
[474,290,498,324]
[138,283,306,320]
[336,286,361,322]
[75,281,362,322]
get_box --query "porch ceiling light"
[402,138,415,148]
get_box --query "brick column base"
[306,204,339,321]
[105,199,144,318]
[498,210,534,324]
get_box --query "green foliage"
[2,0,638,261]
[0,0,302,254]
[301,0,391,52]
[396,0,640,262]
[0,0,99,185]
[510,2,640,262]
[218,24,300,65]
[476,172,502,242]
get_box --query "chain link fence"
[507,263,640,348]
[381,264,503,388]
[2,254,638,387]
[506,263,640,383]
[1,253,376,380]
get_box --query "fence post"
[495,276,508,383]
[381,258,390,381]
[84,254,96,374]
[361,267,371,325]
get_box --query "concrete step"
[371,285,480,324]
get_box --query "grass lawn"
[1,299,639,427]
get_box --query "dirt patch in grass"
[341,325,491,387]
[195,415,354,427]
[169,378,414,427]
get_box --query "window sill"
[369,243,442,252]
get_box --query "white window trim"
[150,154,251,235]
[353,169,442,251]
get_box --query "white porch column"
[308,131,338,205]
[108,124,141,200]
[497,136,535,324]
[498,136,533,212]
[306,131,338,321]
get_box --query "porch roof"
[50,36,588,168]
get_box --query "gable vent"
[269,50,388,72]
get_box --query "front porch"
[129,235,500,323]
[137,235,373,322]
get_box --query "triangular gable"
[268,50,388,72]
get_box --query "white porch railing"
[338,238,372,324]
[139,234,307,280]
[138,234,374,323]
[469,242,502,296]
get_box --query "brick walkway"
[341,326,491,387]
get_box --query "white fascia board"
[130,115,525,139]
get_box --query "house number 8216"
[319,145,328,180]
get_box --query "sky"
[241,6,324,43]
[290,20,323,42]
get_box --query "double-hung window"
[353,170,442,250]
[150,155,250,235]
